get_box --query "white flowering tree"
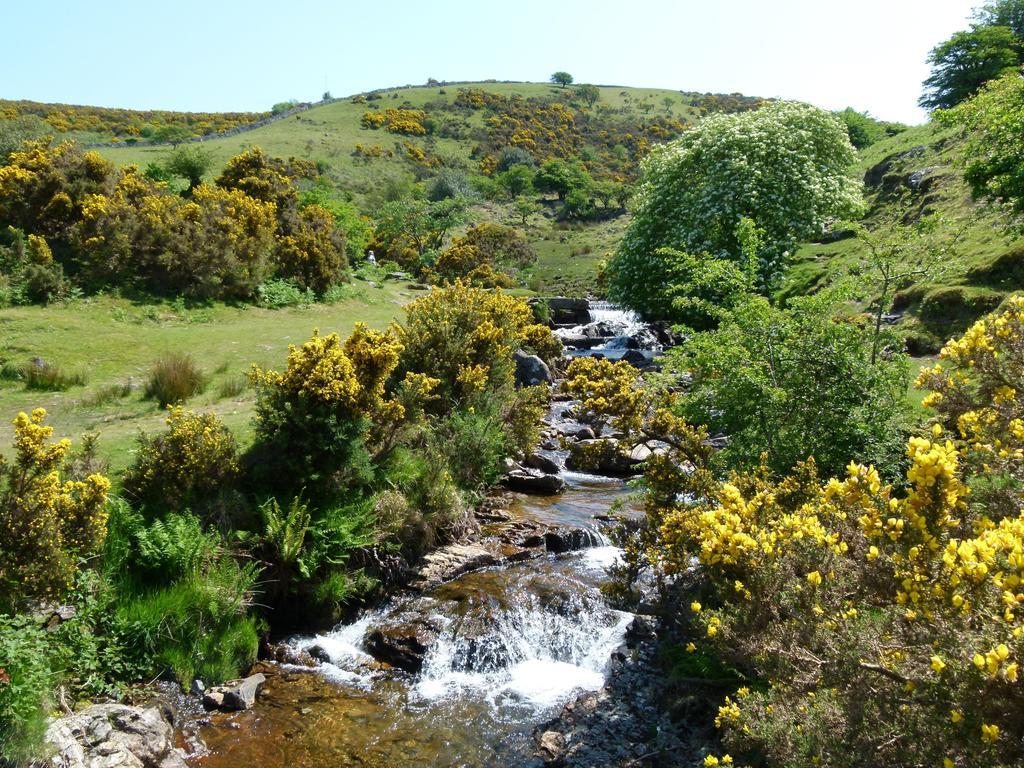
[608,101,863,319]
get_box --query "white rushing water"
[414,586,632,710]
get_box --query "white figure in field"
[367,250,377,265]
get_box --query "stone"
[46,702,188,768]
[538,730,566,764]
[545,297,590,326]
[413,543,499,589]
[619,349,650,367]
[504,469,565,495]
[514,349,552,387]
[525,452,561,475]
[190,679,205,696]
[566,439,642,476]
[365,617,440,672]
[202,673,265,712]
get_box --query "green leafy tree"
[577,84,601,107]
[151,124,193,148]
[163,145,214,196]
[607,101,862,317]
[848,215,965,363]
[496,164,535,198]
[373,197,469,266]
[940,72,1024,220]
[919,25,1020,110]
[550,71,574,88]
[533,158,591,201]
[976,0,1024,38]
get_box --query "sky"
[1,0,982,125]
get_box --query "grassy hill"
[91,82,758,296]
[787,121,1024,352]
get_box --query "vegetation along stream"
[188,306,651,767]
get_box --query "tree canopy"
[919,24,1021,111]
[607,101,862,319]
[550,71,574,88]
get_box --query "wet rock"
[566,439,642,476]
[413,543,499,589]
[555,333,607,350]
[190,679,205,696]
[202,673,265,711]
[625,615,657,646]
[46,702,188,768]
[648,320,686,348]
[525,452,561,475]
[365,617,440,672]
[564,424,595,441]
[504,469,565,495]
[514,350,553,387]
[546,297,590,326]
[305,644,333,664]
[619,349,650,367]
[538,730,566,765]
[262,640,317,667]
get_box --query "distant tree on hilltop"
[550,71,574,88]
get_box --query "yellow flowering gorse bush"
[0,409,110,612]
[596,297,1024,766]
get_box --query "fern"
[134,513,217,581]
[260,496,311,567]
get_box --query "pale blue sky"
[2,0,980,124]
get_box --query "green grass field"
[0,281,408,475]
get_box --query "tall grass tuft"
[22,360,87,391]
[144,353,206,407]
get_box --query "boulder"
[538,730,566,765]
[504,469,565,495]
[514,349,552,387]
[202,673,265,712]
[525,452,561,475]
[46,702,188,768]
[413,543,499,589]
[545,297,590,326]
[566,439,642,476]
[365,616,440,672]
[619,349,650,368]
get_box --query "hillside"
[92,82,761,295]
[787,121,1024,351]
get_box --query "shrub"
[123,407,239,513]
[496,146,536,172]
[394,281,556,406]
[275,203,348,293]
[256,278,314,308]
[671,292,911,478]
[248,325,424,497]
[0,409,110,613]
[144,352,206,407]
[427,169,474,201]
[604,299,1024,768]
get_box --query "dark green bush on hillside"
[669,291,911,478]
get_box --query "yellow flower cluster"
[0,409,110,610]
[360,108,428,135]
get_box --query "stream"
[188,304,660,768]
